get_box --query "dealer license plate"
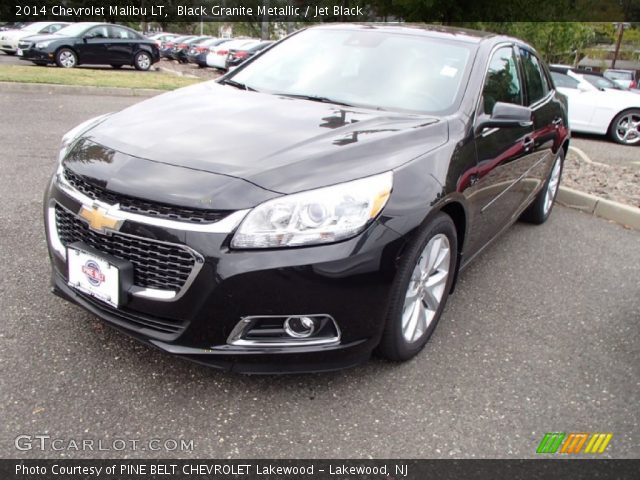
[67,247,120,308]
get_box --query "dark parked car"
[188,38,232,67]
[19,22,160,70]
[45,24,569,373]
[225,41,273,69]
[159,35,189,58]
[171,36,209,62]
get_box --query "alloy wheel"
[614,112,640,145]
[544,156,562,215]
[59,50,75,68]
[401,233,451,343]
[137,53,151,70]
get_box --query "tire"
[609,109,640,145]
[111,64,123,69]
[520,149,564,224]
[55,48,77,68]
[378,213,457,361]
[134,51,152,71]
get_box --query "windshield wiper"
[276,93,355,107]
[220,79,256,91]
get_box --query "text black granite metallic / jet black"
[44,24,570,373]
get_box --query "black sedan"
[225,41,273,69]
[173,36,211,63]
[19,22,160,70]
[44,24,569,373]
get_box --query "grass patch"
[0,64,202,90]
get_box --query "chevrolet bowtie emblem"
[79,205,123,233]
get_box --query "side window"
[110,27,137,40]
[520,49,549,105]
[85,26,109,39]
[482,46,522,115]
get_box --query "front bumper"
[19,48,52,62]
[45,172,404,373]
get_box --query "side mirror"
[577,82,591,92]
[476,102,533,133]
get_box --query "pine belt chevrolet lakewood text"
[44,24,570,373]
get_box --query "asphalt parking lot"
[0,88,638,459]
[572,135,640,169]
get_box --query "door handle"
[552,117,563,126]
[523,137,535,151]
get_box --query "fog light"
[284,316,316,338]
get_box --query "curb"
[155,66,200,79]
[557,186,640,231]
[0,81,164,97]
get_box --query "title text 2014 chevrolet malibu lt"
[45,25,569,373]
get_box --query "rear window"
[605,71,634,80]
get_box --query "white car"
[551,70,640,145]
[0,22,69,55]
[205,39,259,70]
[604,69,638,90]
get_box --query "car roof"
[311,23,496,44]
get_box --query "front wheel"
[134,51,152,71]
[520,150,564,224]
[55,48,77,68]
[609,109,640,145]
[378,213,457,361]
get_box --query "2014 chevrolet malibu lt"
[44,25,570,373]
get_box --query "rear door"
[106,26,137,65]
[517,47,559,201]
[467,45,535,255]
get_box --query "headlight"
[231,172,393,249]
[58,113,113,162]
[35,41,53,49]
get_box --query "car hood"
[84,81,448,194]
[1,29,31,40]
[19,33,66,43]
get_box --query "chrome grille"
[63,169,230,224]
[55,205,196,291]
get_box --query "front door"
[76,25,110,64]
[466,45,535,256]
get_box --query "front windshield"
[55,23,94,37]
[230,28,475,113]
